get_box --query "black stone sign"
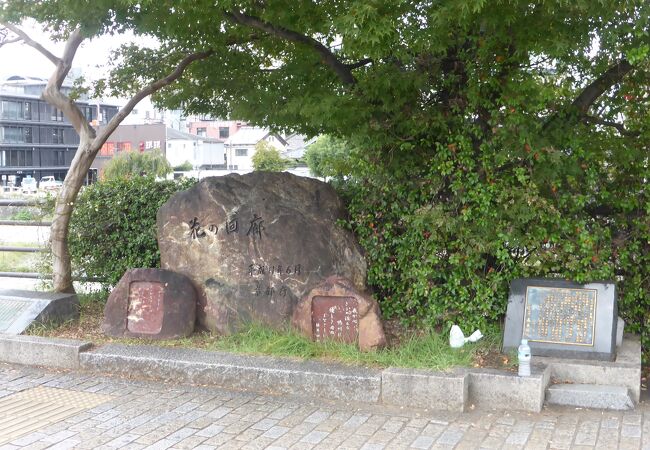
[503,278,618,361]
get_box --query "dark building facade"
[0,76,118,188]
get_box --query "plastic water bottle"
[518,339,531,377]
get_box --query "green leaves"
[68,177,196,289]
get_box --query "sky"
[1,22,120,80]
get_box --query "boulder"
[157,172,367,334]
[292,276,386,351]
[103,268,197,339]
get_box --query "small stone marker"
[292,276,386,351]
[0,289,79,334]
[103,269,197,339]
[503,278,618,361]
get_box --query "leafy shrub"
[252,141,291,171]
[69,176,196,289]
[173,160,193,171]
[103,149,172,180]
[341,136,649,360]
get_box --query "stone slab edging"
[0,335,641,413]
[0,333,91,369]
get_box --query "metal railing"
[1,198,50,282]
[1,198,102,284]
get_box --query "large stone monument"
[157,172,367,334]
[503,278,618,361]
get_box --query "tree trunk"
[51,140,95,293]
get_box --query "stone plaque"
[293,276,386,351]
[523,286,596,345]
[503,278,618,361]
[0,290,78,334]
[103,269,197,339]
[311,296,359,343]
[127,281,165,334]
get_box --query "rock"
[157,172,367,334]
[292,276,386,351]
[103,268,197,339]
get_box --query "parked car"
[21,176,38,194]
[40,176,63,191]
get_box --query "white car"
[21,177,38,194]
[40,176,63,191]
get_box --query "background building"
[97,123,224,177]
[0,75,118,188]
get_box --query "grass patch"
[28,293,513,372]
[0,242,40,273]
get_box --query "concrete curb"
[381,367,468,412]
[0,334,91,369]
[79,344,382,404]
[0,335,641,412]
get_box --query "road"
[0,363,647,449]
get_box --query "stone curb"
[546,384,635,410]
[0,334,91,369]
[0,335,641,413]
[79,343,382,404]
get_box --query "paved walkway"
[0,364,647,450]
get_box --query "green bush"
[69,176,196,289]
[341,137,649,360]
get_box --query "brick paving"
[0,363,646,449]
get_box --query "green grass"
[27,293,509,372]
[0,242,40,273]
[204,322,492,371]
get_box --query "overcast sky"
[0,20,143,84]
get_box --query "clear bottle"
[518,339,531,377]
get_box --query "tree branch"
[571,59,634,114]
[583,115,640,137]
[39,28,93,140]
[94,50,214,147]
[543,59,635,131]
[224,11,357,86]
[346,58,373,70]
[0,22,60,65]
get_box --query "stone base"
[0,289,79,334]
[546,384,635,410]
[535,334,642,402]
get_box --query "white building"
[224,127,287,171]
[166,128,225,169]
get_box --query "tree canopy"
[251,141,290,172]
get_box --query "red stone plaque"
[311,296,359,343]
[127,281,165,334]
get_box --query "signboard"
[503,279,618,361]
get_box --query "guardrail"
[1,199,102,284]
[1,199,49,282]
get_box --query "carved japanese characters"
[157,172,367,334]
[292,276,386,351]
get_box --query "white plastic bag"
[449,324,483,348]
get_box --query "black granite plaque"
[503,279,617,361]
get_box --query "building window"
[50,107,64,122]
[219,127,229,139]
[197,127,207,137]
[99,142,115,156]
[53,150,66,166]
[24,102,32,120]
[235,148,247,157]
[52,128,64,144]
[0,100,22,120]
[23,128,32,143]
